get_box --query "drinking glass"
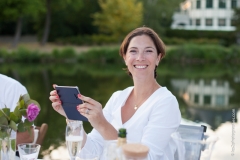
[66,120,84,160]
[18,143,41,160]
[78,153,99,160]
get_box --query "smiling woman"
[119,27,166,79]
[124,35,160,80]
[49,27,181,160]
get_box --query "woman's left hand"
[76,94,105,129]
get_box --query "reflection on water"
[1,63,240,159]
[171,79,239,130]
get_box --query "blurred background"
[0,0,240,159]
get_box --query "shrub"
[13,47,40,63]
[165,29,237,46]
[78,47,121,64]
[165,44,238,64]
[1,45,239,64]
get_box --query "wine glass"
[66,120,84,160]
[79,153,99,160]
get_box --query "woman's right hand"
[49,84,66,117]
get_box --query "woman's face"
[123,35,161,80]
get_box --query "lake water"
[1,62,239,160]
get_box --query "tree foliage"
[140,0,184,36]
[0,0,45,47]
[0,0,45,21]
[93,0,143,39]
[36,0,97,41]
[233,8,240,31]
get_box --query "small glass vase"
[0,125,16,160]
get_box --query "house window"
[196,19,201,26]
[216,95,225,106]
[231,19,236,26]
[190,19,192,25]
[204,79,211,85]
[206,19,213,26]
[204,95,211,105]
[231,0,237,8]
[206,0,213,8]
[216,80,224,86]
[194,94,199,103]
[193,79,200,85]
[218,19,226,26]
[219,0,226,8]
[196,0,201,9]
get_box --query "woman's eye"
[146,50,153,53]
[130,50,137,53]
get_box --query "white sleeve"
[80,91,120,156]
[4,82,28,111]
[141,96,181,160]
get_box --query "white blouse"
[0,74,28,111]
[81,86,181,160]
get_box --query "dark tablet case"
[55,86,88,121]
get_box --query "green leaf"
[0,116,8,125]
[11,138,16,151]
[13,106,21,118]
[24,119,33,127]
[0,130,9,139]
[10,113,20,124]
[19,109,27,117]
[0,109,4,117]
[17,122,26,132]
[2,108,10,118]
[9,120,17,131]
[19,99,25,109]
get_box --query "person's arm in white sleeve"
[4,82,28,111]
[80,91,120,156]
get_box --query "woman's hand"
[49,84,66,117]
[77,94,118,140]
[76,94,105,129]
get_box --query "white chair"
[172,124,207,160]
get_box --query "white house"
[171,79,235,109]
[171,0,240,31]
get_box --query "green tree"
[233,8,240,45]
[140,0,183,36]
[40,0,83,45]
[233,8,240,31]
[0,0,45,48]
[93,0,143,39]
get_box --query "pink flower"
[27,103,40,122]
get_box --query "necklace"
[134,105,138,110]
[134,98,145,110]
[133,85,160,110]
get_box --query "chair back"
[177,124,206,141]
[33,123,48,145]
[172,124,207,160]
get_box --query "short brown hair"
[119,27,165,78]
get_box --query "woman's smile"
[134,65,148,69]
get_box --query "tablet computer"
[55,86,88,121]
